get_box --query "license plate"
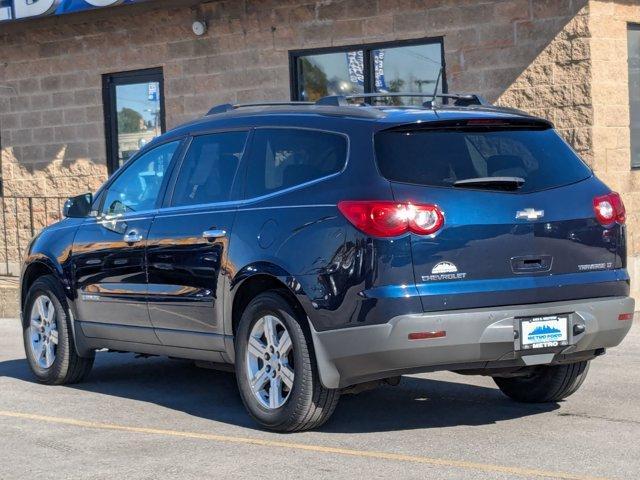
[519,315,569,350]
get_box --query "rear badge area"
[421,261,467,282]
[578,262,613,271]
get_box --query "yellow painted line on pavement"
[0,409,608,480]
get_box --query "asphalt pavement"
[0,319,638,480]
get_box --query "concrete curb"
[0,281,18,319]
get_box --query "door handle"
[123,230,143,244]
[202,229,227,240]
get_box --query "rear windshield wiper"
[452,176,525,191]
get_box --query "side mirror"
[62,193,93,218]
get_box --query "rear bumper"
[310,296,635,388]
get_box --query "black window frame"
[102,67,167,175]
[288,36,447,101]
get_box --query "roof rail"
[206,101,314,116]
[315,92,487,108]
[204,93,488,117]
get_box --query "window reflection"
[115,82,163,167]
[372,43,443,106]
[294,40,444,105]
[296,51,365,101]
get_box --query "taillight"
[337,201,444,237]
[593,192,626,226]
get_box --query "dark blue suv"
[20,93,634,432]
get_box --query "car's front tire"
[493,361,590,403]
[235,290,339,432]
[22,275,94,385]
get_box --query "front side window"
[375,128,591,193]
[171,132,248,207]
[244,129,347,199]
[102,141,179,215]
[291,38,444,106]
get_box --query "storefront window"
[291,38,445,105]
[103,68,166,174]
[628,25,640,169]
[296,50,365,100]
[371,42,443,105]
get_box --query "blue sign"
[0,0,148,23]
[147,82,157,101]
[346,50,387,91]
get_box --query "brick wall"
[589,0,640,299]
[0,0,624,282]
[0,0,591,180]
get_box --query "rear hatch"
[375,119,626,312]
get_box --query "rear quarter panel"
[227,121,423,332]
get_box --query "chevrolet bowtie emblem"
[516,208,544,221]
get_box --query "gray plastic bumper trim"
[310,296,635,389]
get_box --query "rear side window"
[171,131,248,207]
[244,128,347,198]
[375,128,592,193]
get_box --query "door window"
[171,132,248,207]
[101,141,179,215]
[103,68,166,173]
[244,129,347,198]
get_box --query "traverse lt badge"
[516,208,544,221]
[422,261,467,282]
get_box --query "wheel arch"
[226,263,340,389]
[20,259,63,322]
[229,264,308,337]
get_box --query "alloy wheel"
[28,295,58,369]
[245,315,295,409]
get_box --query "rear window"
[374,127,592,193]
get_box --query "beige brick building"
[0,0,639,297]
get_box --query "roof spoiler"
[381,117,555,132]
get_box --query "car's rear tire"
[22,275,94,385]
[235,290,340,432]
[493,361,590,403]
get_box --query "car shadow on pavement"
[0,353,559,433]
